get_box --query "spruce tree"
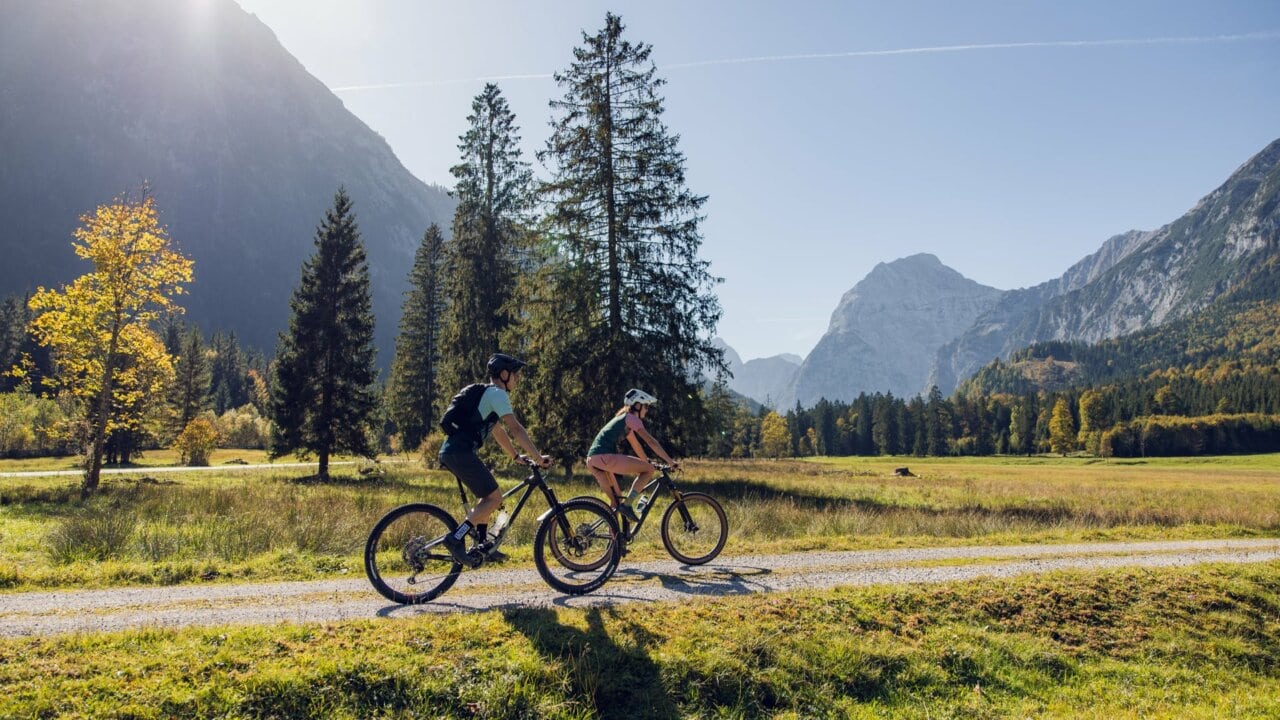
[439,83,533,390]
[528,12,723,464]
[168,326,211,435]
[387,224,447,451]
[269,189,378,479]
[209,332,247,414]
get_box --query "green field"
[2,562,1277,718]
[3,453,1279,717]
[1,453,1278,592]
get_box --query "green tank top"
[588,413,636,457]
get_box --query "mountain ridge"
[928,136,1280,394]
[0,0,456,360]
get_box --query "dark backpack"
[439,383,493,442]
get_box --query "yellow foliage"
[27,197,191,429]
[760,411,790,458]
[173,415,220,466]
[25,197,193,484]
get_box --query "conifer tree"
[269,189,378,479]
[388,224,447,451]
[209,332,248,414]
[168,326,211,435]
[439,83,533,390]
[528,13,724,463]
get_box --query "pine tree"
[925,386,949,456]
[269,189,378,479]
[527,13,724,463]
[0,295,38,392]
[168,326,211,436]
[439,83,533,391]
[387,224,447,452]
[208,332,248,414]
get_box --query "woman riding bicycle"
[586,389,680,522]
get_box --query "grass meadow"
[2,453,1279,717]
[1,453,1278,592]
[2,562,1277,718]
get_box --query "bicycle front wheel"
[365,503,462,604]
[534,498,621,595]
[660,492,728,565]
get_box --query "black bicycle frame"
[452,463,571,542]
[616,467,692,539]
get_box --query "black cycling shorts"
[439,450,499,498]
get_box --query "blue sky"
[233,0,1280,361]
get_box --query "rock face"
[928,137,1280,394]
[785,254,1003,407]
[712,338,801,407]
[0,0,456,359]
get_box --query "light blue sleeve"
[480,386,514,420]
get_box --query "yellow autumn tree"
[28,196,193,493]
[1048,397,1077,456]
[760,411,791,458]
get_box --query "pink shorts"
[586,454,653,479]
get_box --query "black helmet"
[487,353,528,376]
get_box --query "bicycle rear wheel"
[660,492,728,565]
[365,503,462,604]
[534,498,621,594]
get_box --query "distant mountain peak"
[781,256,1003,406]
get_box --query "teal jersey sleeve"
[479,386,514,422]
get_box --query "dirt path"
[3,538,1277,637]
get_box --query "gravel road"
[3,538,1277,637]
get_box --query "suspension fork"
[663,472,697,526]
[533,472,576,536]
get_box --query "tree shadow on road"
[502,605,681,720]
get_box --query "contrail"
[330,31,1280,93]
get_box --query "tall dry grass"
[2,454,1278,589]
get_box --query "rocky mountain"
[928,137,1280,394]
[784,254,1003,407]
[712,338,801,408]
[0,0,456,360]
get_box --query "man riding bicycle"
[438,353,552,565]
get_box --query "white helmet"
[624,388,658,406]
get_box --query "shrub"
[419,432,445,468]
[214,404,271,450]
[0,390,75,457]
[173,416,220,466]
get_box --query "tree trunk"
[84,381,111,495]
[318,448,329,480]
[84,323,122,495]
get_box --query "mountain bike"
[365,457,622,604]
[581,462,728,565]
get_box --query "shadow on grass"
[656,477,1138,528]
[503,605,681,720]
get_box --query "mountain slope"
[0,0,456,358]
[786,254,1003,406]
[960,295,1280,396]
[929,138,1280,394]
[712,338,800,407]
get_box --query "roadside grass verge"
[0,448,284,473]
[1,562,1277,718]
[1,455,1278,592]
